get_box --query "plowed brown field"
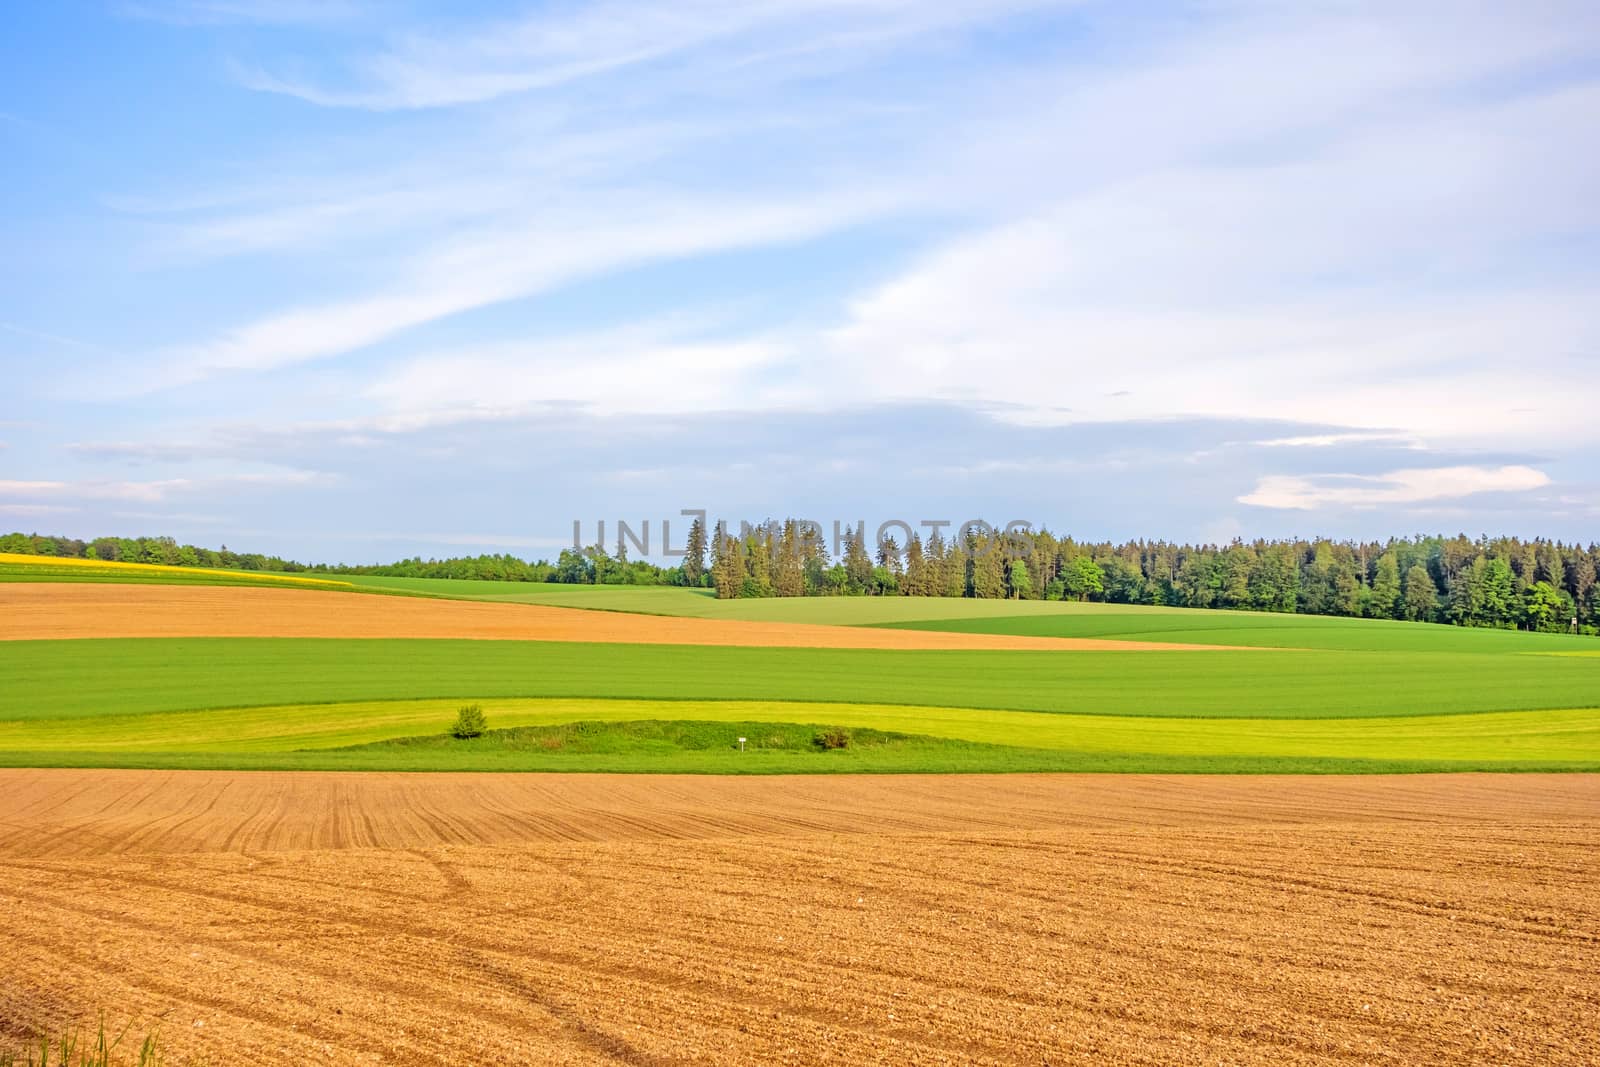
[0,583,1224,650]
[2,772,1596,1065]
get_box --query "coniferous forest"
[4,522,1596,634]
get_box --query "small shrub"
[813,727,851,750]
[451,704,486,739]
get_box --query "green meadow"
[332,577,1598,653]
[6,638,1600,721]
[2,564,1596,773]
[875,611,1596,653]
[0,695,1592,773]
[0,634,1596,772]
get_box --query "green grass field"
[6,638,1600,721]
[2,565,1596,774]
[0,635,1596,772]
[331,577,1596,653]
[0,696,1592,773]
[873,611,1597,652]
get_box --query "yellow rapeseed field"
[0,552,355,590]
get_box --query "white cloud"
[0,472,336,504]
[0,503,79,517]
[1237,465,1551,510]
[0,481,70,495]
[1253,432,1417,449]
[820,75,1600,442]
[365,317,801,417]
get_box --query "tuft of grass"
[0,1016,166,1067]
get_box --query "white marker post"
[738,736,747,752]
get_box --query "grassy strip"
[5,638,1599,723]
[2,699,1594,771]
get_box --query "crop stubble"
[0,771,1595,1065]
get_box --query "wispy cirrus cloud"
[0,503,79,517]
[0,472,337,504]
[235,0,1070,110]
[1252,432,1420,450]
[65,442,199,464]
[144,188,901,389]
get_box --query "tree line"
[5,522,1595,633]
[704,520,1598,634]
[0,531,681,586]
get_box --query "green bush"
[813,727,851,750]
[450,704,486,739]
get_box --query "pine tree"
[903,534,927,597]
[843,531,874,594]
[877,535,902,577]
[1568,553,1596,624]
[774,520,804,597]
[944,535,971,598]
[1403,564,1438,621]
[1369,553,1401,619]
[800,522,830,594]
[683,517,707,588]
[744,525,774,597]
[1221,543,1255,608]
[710,523,741,599]
[970,532,1006,599]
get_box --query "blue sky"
[2,0,1597,563]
